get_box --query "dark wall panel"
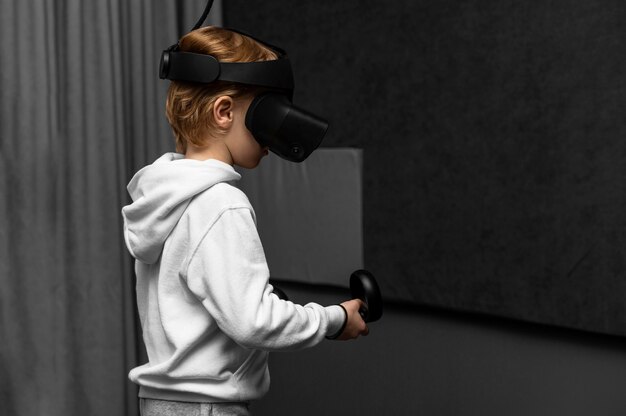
[224,1,626,336]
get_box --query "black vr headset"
[159,0,328,163]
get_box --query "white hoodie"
[121,153,345,403]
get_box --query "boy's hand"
[336,299,370,340]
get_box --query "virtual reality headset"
[159,7,328,163]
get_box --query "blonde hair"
[165,26,279,153]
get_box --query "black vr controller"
[349,270,383,323]
[159,0,328,163]
[272,270,383,324]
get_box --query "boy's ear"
[213,96,235,129]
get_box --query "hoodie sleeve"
[182,206,346,351]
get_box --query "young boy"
[122,26,369,415]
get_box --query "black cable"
[191,0,214,31]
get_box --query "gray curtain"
[0,1,220,415]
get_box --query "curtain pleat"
[0,1,221,415]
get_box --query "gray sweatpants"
[140,399,251,416]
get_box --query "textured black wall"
[224,1,626,336]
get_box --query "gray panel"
[237,148,363,286]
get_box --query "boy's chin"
[237,158,262,169]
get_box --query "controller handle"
[350,269,383,323]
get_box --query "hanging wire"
[191,0,215,31]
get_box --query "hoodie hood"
[122,153,241,264]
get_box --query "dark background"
[225,0,626,337]
[5,2,626,415]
